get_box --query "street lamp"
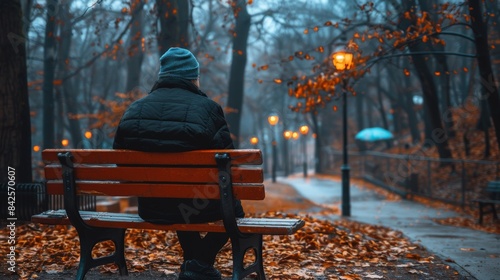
[283,130,293,176]
[85,131,92,139]
[250,136,259,146]
[332,47,354,217]
[268,114,279,183]
[299,125,309,178]
[61,139,69,147]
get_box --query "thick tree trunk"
[468,0,500,153]
[355,92,366,151]
[411,50,452,159]
[57,3,83,148]
[226,0,251,148]
[420,0,455,138]
[311,111,323,173]
[42,0,58,149]
[126,1,145,92]
[399,0,452,160]
[0,0,32,183]
[402,76,421,143]
[156,0,189,55]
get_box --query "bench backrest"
[42,149,264,201]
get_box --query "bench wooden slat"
[32,210,305,235]
[42,149,263,165]
[44,166,263,183]
[45,182,265,200]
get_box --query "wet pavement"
[279,175,500,280]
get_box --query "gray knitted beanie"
[158,47,199,80]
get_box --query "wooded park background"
[1,0,499,184]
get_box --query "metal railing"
[321,149,500,208]
[1,182,96,222]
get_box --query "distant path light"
[250,137,259,145]
[61,139,69,147]
[283,130,292,140]
[85,131,92,139]
[300,125,309,135]
[268,115,279,126]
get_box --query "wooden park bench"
[32,149,305,280]
[473,180,500,225]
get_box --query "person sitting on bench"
[113,47,244,280]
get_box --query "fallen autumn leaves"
[0,181,464,279]
[1,212,461,279]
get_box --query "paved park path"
[280,175,500,280]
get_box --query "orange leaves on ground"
[0,212,428,280]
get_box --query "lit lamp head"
[300,125,309,135]
[85,131,92,139]
[292,132,299,140]
[250,137,259,145]
[332,49,353,71]
[61,139,69,147]
[283,130,292,140]
[268,115,279,126]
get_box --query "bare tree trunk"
[404,95,421,143]
[42,0,58,149]
[355,91,366,151]
[126,1,145,92]
[477,97,491,158]
[0,0,32,183]
[311,110,323,173]
[420,0,455,138]
[21,0,33,42]
[468,0,500,153]
[402,76,421,143]
[156,0,189,55]
[399,0,452,160]
[57,2,83,148]
[226,0,250,148]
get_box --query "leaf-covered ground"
[0,182,468,279]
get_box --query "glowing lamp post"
[332,50,354,71]
[268,114,279,183]
[332,48,354,217]
[283,130,292,176]
[299,125,309,178]
[250,137,259,146]
[85,131,92,139]
[61,139,69,147]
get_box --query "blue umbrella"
[355,127,393,142]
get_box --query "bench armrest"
[215,153,244,238]
[58,152,94,233]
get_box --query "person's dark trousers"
[177,231,229,265]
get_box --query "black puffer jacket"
[113,78,233,152]
[113,77,244,224]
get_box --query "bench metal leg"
[489,203,499,222]
[478,202,499,225]
[57,152,128,279]
[75,227,128,280]
[231,234,265,280]
[478,202,485,225]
